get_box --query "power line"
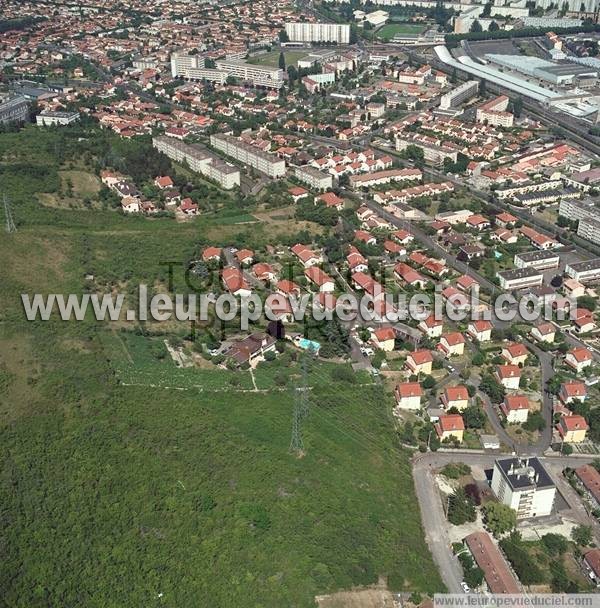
[3,194,16,234]
[290,352,312,455]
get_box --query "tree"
[572,524,593,546]
[511,96,523,118]
[463,405,486,429]
[489,20,500,31]
[483,502,516,537]
[463,566,484,588]
[470,19,483,33]
[279,29,289,42]
[278,52,286,70]
[447,487,476,525]
[500,531,544,585]
[541,533,569,556]
[523,411,545,432]
[479,373,505,403]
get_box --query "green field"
[377,23,426,41]
[0,126,444,606]
[247,50,307,68]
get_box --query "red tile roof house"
[441,385,469,411]
[354,230,376,245]
[467,320,493,342]
[202,246,222,263]
[565,347,593,372]
[221,268,251,297]
[575,465,600,512]
[495,365,521,390]
[235,249,254,265]
[276,279,301,297]
[305,267,335,293]
[291,243,321,267]
[252,263,276,283]
[418,314,443,338]
[583,548,600,585]
[316,192,344,210]
[406,349,433,375]
[456,274,479,292]
[180,198,199,216]
[437,330,465,356]
[289,186,309,202]
[501,395,529,424]
[371,327,396,351]
[154,175,174,189]
[557,414,589,442]
[501,342,529,366]
[559,381,587,405]
[393,263,427,288]
[394,382,423,410]
[435,414,465,443]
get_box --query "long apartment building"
[153,136,240,190]
[559,198,597,222]
[396,136,457,165]
[285,22,350,44]
[578,217,600,246]
[294,165,333,191]
[439,80,478,110]
[214,59,284,89]
[210,134,286,178]
[0,95,28,125]
[170,54,228,84]
[566,258,600,283]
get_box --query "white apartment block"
[153,136,240,190]
[210,134,286,178]
[36,110,80,126]
[566,258,600,283]
[476,95,514,127]
[491,457,556,519]
[294,165,333,191]
[497,267,544,291]
[215,60,284,89]
[439,80,478,110]
[285,22,350,44]
[514,250,560,270]
[578,217,600,247]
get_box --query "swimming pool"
[298,338,320,353]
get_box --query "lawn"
[0,126,444,606]
[247,50,307,68]
[377,23,426,41]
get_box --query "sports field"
[377,23,426,41]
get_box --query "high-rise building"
[170,54,228,84]
[491,457,556,519]
[285,22,350,44]
[214,60,284,89]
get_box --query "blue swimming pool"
[298,338,320,353]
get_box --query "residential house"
[501,342,529,367]
[438,332,465,357]
[435,414,465,443]
[394,382,423,410]
[531,322,555,343]
[222,268,251,297]
[406,349,433,375]
[557,415,589,443]
[496,365,521,390]
[235,249,254,265]
[559,381,587,405]
[305,267,335,292]
[565,347,593,372]
[501,395,529,424]
[372,327,396,351]
[467,320,493,342]
[441,385,469,411]
[418,314,443,338]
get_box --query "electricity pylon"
[289,351,312,455]
[3,194,16,233]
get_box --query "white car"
[461,582,471,594]
[361,347,374,356]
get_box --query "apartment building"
[349,168,420,189]
[497,267,544,291]
[396,137,457,165]
[285,22,350,44]
[210,133,286,178]
[439,80,478,110]
[215,59,284,89]
[514,250,560,270]
[559,198,597,222]
[491,457,556,518]
[0,95,28,125]
[566,258,600,283]
[171,54,228,83]
[476,95,514,127]
[294,165,333,191]
[152,136,240,190]
[496,179,563,200]
[578,217,600,247]
[36,110,80,126]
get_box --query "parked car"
[461,582,470,594]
